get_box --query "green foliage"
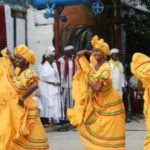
[122,0,150,57]
[139,0,150,9]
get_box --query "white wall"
[27,8,54,72]
[5,5,26,52]
[4,6,54,72]
[16,18,26,45]
[4,5,14,52]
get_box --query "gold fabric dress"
[131,53,150,150]
[68,56,125,150]
[0,56,21,150]
[11,68,49,150]
[0,54,49,150]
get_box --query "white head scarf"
[64,45,74,51]
[110,48,119,55]
[45,45,55,58]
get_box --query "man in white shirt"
[58,45,76,120]
[109,49,132,122]
[109,48,125,98]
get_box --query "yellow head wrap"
[91,35,110,56]
[131,53,150,84]
[14,45,36,64]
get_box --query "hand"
[54,83,61,86]
[18,97,24,107]
[87,79,92,86]
[77,50,88,56]
[34,91,41,97]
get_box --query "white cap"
[64,45,74,51]
[47,45,55,52]
[110,48,119,54]
[45,45,55,57]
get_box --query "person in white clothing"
[109,48,125,98]
[39,46,61,126]
[58,45,76,121]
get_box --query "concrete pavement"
[46,119,146,150]
[126,118,146,150]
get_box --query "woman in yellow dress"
[68,35,125,150]
[131,53,150,150]
[0,45,49,150]
[0,48,20,150]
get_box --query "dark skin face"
[65,49,74,58]
[93,48,105,62]
[47,55,55,64]
[111,53,119,61]
[14,54,29,69]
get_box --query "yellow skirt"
[70,89,126,150]
[78,108,125,150]
[144,117,150,150]
[0,96,49,150]
[0,89,24,150]
[0,102,15,150]
[11,97,49,150]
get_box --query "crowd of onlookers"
[33,45,75,128]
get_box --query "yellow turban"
[131,53,150,84]
[14,45,36,64]
[91,35,110,56]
